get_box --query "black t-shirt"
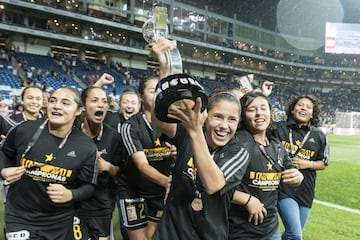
[273,119,329,207]
[0,119,98,229]
[229,129,294,240]
[9,112,42,123]
[104,110,124,133]
[77,123,123,217]
[118,112,173,204]
[9,112,25,123]
[153,124,249,240]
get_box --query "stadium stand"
[0,0,360,128]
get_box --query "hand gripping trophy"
[142,5,183,75]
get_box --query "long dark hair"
[286,95,322,127]
[138,76,158,95]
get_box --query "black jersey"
[0,113,15,136]
[104,110,125,133]
[0,119,98,229]
[9,112,25,123]
[153,124,249,240]
[9,112,42,123]
[229,129,294,240]
[273,119,329,207]
[119,112,173,201]
[76,123,123,217]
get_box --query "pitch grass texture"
[0,134,359,239]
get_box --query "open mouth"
[214,130,228,140]
[125,110,133,114]
[95,111,104,117]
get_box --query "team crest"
[126,205,137,221]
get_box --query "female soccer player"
[105,88,141,133]
[94,73,142,240]
[0,86,98,240]
[74,86,123,240]
[274,95,329,240]
[9,85,44,122]
[149,37,249,239]
[118,76,175,240]
[229,91,304,240]
[151,90,249,239]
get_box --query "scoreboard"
[325,22,360,54]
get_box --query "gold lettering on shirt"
[20,158,73,183]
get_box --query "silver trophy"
[142,6,183,75]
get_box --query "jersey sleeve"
[0,126,19,170]
[218,140,250,195]
[77,143,98,185]
[120,121,143,156]
[0,114,15,136]
[316,131,330,166]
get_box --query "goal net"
[335,111,360,128]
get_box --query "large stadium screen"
[325,22,360,54]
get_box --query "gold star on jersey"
[154,138,161,146]
[45,153,55,162]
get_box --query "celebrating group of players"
[0,38,328,240]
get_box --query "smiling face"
[291,97,314,126]
[119,91,141,120]
[47,87,82,130]
[83,88,109,124]
[244,96,271,135]
[22,87,43,118]
[204,99,240,150]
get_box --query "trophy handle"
[166,48,183,75]
[142,18,156,43]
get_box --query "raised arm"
[150,37,178,138]
[167,97,226,194]
[93,73,115,87]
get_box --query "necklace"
[289,128,311,157]
[22,119,73,167]
[81,122,103,141]
[257,140,284,170]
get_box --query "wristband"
[243,194,252,208]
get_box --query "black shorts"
[5,221,73,240]
[118,197,148,230]
[118,197,164,231]
[73,214,112,240]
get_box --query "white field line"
[314,199,360,215]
